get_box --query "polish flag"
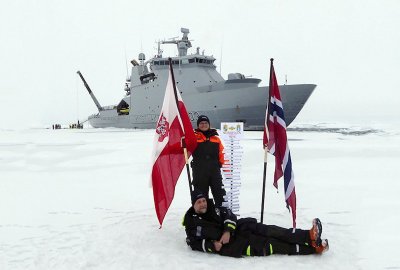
[151,60,197,226]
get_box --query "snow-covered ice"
[1,123,399,270]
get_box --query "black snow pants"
[256,224,315,256]
[220,218,316,257]
[191,160,225,207]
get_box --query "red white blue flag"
[151,60,197,226]
[263,59,297,228]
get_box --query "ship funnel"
[76,71,103,112]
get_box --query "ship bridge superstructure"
[129,28,223,89]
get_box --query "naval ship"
[78,28,316,130]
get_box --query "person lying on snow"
[183,190,329,257]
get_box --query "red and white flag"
[263,59,297,228]
[151,61,197,226]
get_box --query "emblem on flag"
[156,114,169,142]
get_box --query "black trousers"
[264,225,315,255]
[238,219,315,256]
[220,219,315,257]
[191,161,226,206]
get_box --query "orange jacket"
[193,129,225,166]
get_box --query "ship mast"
[161,28,192,57]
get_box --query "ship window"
[173,60,179,65]
[188,58,194,63]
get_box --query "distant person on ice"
[183,190,329,257]
[191,115,226,206]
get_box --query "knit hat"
[197,115,210,127]
[191,189,207,205]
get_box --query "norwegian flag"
[263,59,297,228]
[151,59,197,226]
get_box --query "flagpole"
[260,148,268,223]
[260,58,274,224]
[181,137,193,194]
[168,58,193,196]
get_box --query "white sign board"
[220,122,244,214]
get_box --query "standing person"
[191,115,226,206]
[183,190,329,258]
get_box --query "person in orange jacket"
[191,115,226,206]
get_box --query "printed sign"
[220,122,244,139]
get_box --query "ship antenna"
[124,47,129,80]
[219,37,223,75]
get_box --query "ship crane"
[76,71,103,112]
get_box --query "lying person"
[183,190,329,257]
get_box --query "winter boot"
[314,239,329,254]
[310,218,322,247]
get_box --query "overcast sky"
[1,0,399,128]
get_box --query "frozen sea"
[1,123,399,270]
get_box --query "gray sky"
[1,0,399,128]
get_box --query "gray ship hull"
[88,83,316,130]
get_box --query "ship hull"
[88,83,316,130]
